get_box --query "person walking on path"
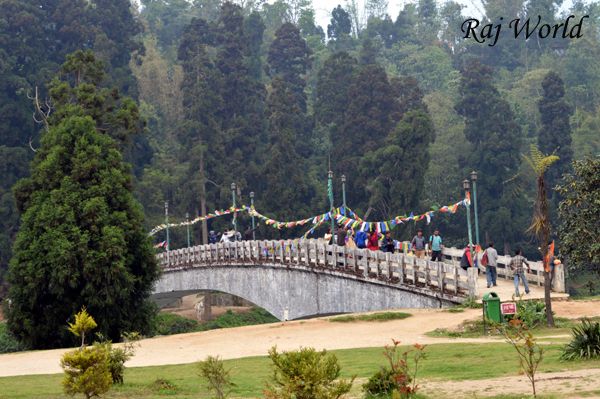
[510,249,531,296]
[367,230,380,251]
[484,242,498,288]
[411,229,426,258]
[429,229,443,261]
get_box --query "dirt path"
[422,368,600,398]
[0,300,598,378]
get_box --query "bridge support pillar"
[552,263,565,293]
[467,267,479,298]
[194,293,212,321]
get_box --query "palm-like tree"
[523,145,559,327]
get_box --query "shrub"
[362,368,396,397]
[0,322,26,353]
[153,312,200,335]
[200,308,278,330]
[60,346,112,399]
[94,332,140,384]
[329,312,412,323]
[362,340,426,399]
[68,307,97,347]
[514,300,546,329]
[198,355,235,399]
[150,378,178,394]
[499,320,543,398]
[264,346,354,399]
[561,318,600,360]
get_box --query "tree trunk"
[200,150,208,245]
[544,270,555,327]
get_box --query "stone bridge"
[154,239,565,320]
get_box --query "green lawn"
[329,311,412,323]
[1,342,597,399]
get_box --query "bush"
[60,346,112,399]
[362,340,426,399]
[198,355,235,399]
[362,368,396,397]
[329,312,412,323]
[561,318,600,360]
[153,312,200,335]
[200,308,278,330]
[511,300,546,329]
[0,322,26,353]
[264,346,354,399]
[94,332,140,384]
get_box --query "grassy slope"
[1,343,598,399]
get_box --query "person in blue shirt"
[429,229,443,261]
[355,230,367,249]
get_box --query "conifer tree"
[455,61,526,250]
[7,52,159,349]
[537,71,573,201]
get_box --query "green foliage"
[329,312,411,323]
[561,318,600,360]
[60,346,112,399]
[200,308,278,330]
[557,157,600,274]
[514,300,547,329]
[198,355,235,399]
[7,53,159,349]
[94,332,140,385]
[153,312,201,335]
[68,307,98,347]
[363,340,426,399]
[264,346,354,399]
[0,322,26,354]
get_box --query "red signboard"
[501,302,517,315]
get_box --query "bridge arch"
[154,263,456,320]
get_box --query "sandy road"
[0,300,598,378]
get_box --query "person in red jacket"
[367,230,380,251]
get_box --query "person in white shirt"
[484,242,499,288]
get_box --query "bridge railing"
[436,246,565,292]
[157,240,481,299]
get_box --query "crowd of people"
[322,226,444,261]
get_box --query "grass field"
[329,311,412,322]
[1,342,597,399]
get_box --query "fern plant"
[561,319,600,360]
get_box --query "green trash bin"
[482,292,502,323]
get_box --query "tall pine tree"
[455,61,526,251]
[7,51,159,349]
[538,71,573,201]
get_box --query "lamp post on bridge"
[250,191,256,240]
[165,201,170,263]
[341,174,347,211]
[186,212,191,248]
[470,170,480,246]
[328,170,335,235]
[231,182,237,237]
[463,179,474,264]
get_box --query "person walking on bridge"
[411,229,426,258]
[484,242,498,288]
[510,249,531,296]
[367,230,380,251]
[429,229,443,261]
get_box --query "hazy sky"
[311,0,578,31]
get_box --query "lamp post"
[328,170,335,234]
[463,179,473,251]
[231,183,237,236]
[165,201,170,263]
[185,212,191,248]
[341,174,347,211]
[470,170,480,246]
[250,191,256,240]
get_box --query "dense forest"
[1,0,600,292]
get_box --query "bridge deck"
[157,240,567,306]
